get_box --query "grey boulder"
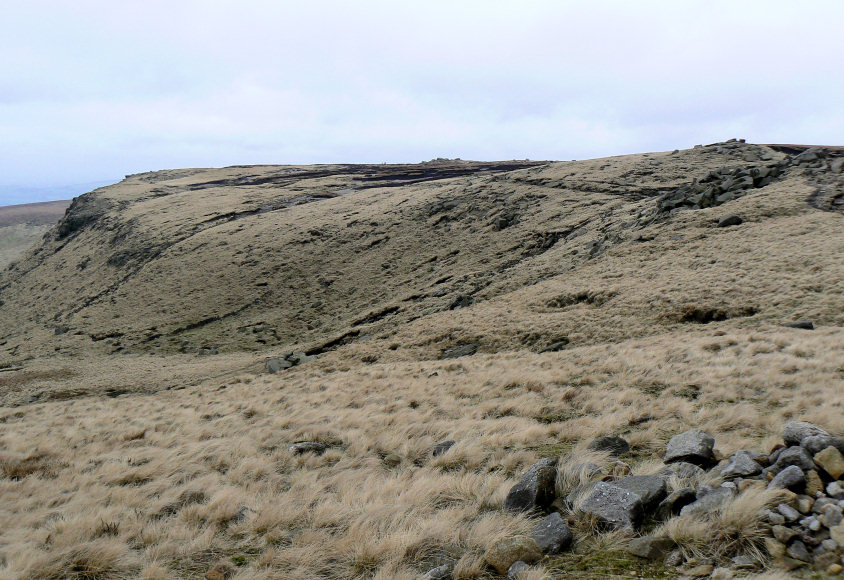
[576,481,644,529]
[721,450,762,479]
[587,435,630,456]
[664,430,716,467]
[432,440,456,457]
[507,561,530,580]
[680,486,736,517]
[768,465,806,491]
[505,458,557,512]
[288,441,328,455]
[717,214,743,227]
[655,487,697,520]
[769,446,815,473]
[801,435,844,456]
[423,564,453,579]
[531,512,573,554]
[783,421,829,446]
[614,475,668,511]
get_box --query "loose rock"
[814,446,844,479]
[613,475,668,511]
[504,458,557,512]
[721,450,762,479]
[576,481,644,529]
[717,214,743,227]
[655,487,697,520]
[507,561,529,580]
[432,440,456,457]
[627,536,675,560]
[768,465,806,491]
[423,564,453,579]
[288,441,328,455]
[530,512,573,554]
[783,421,829,446]
[680,487,735,517]
[484,536,542,575]
[664,430,716,467]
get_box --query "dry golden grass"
[0,144,842,578]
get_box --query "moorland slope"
[0,142,842,579]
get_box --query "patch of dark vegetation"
[0,451,63,480]
[440,343,478,359]
[675,305,758,324]
[524,231,565,256]
[0,368,76,390]
[305,329,361,356]
[352,306,400,326]
[546,291,614,309]
[55,195,113,239]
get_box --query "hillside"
[0,200,70,269]
[0,142,842,579]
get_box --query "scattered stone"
[778,503,801,523]
[721,450,762,479]
[587,435,630,456]
[576,481,644,529]
[423,564,453,579]
[831,524,844,545]
[383,453,401,467]
[440,343,478,359]
[658,461,706,480]
[664,549,685,567]
[504,458,557,512]
[815,447,844,479]
[530,512,573,554]
[680,487,735,517]
[614,475,668,511]
[769,465,806,491]
[731,554,757,569]
[266,352,313,373]
[773,525,798,543]
[806,470,825,496]
[764,509,787,525]
[287,441,327,455]
[432,440,456,457]
[771,446,815,473]
[813,498,840,514]
[787,540,812,562]
[827,481,844,500]
[822,505,843,528]
[484,536,542,574]
[829,563,844,576]
[783,421,829,446]
[664,430,716,467]
[655,487,697,520]
[627,536,675,560]
[764,537,787,558]
[507,561,529,580]
[797,496,815,514]
[802,435,844,456]
[783,321,814,330]
[717,214,743,227]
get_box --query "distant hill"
[0,199,71,269]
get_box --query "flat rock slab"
[664,429,716,467]
[783,421,829,446]
[576,481,644,529]
[814,446,844,479]
[587,435,630,456]
[721,450,762,479]
[680,487,735,517]
[613,475,667,511]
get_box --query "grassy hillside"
[0,143,842,579]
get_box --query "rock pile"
[463,421,844,579]
[265,351,313,373]
[658,144,842,213]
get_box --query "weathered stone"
[822,505,843,528]
[664,549,684,567]
[627,536,675,560]
[777,503,801,523]
[423,564,453,580]
[664,430,716,467]
[576,481,644,529]
[786,540,812,562]
[806,470,825,496]
[680,487,735,517]
[383,453,401,467]
[763,509,786,525]
[828,563,843,576]
[768,465,806,491]
[771,446,815,473]
[432,440,456,457]
[288,441,327,455]
[721,450,762,479]
[504,458,557,512]
[783,421,829,446]
[587,435,630,456]
[772,525,798,543]
[266,357,294,373]
[484,536,542,575]
[531,512,573,554]
[657,461,706,482]
[831,158,844,174]
[796,495,814,514]
[764,537,787,557]
[507,561,529,580]
[828,481,844,499]
[831,524,844,546]
[815,446,844,479]
[614,475,667,511]
[731,554,757,569]
[802,435,844,456]
[717,214,742,227]
[813,497,840,513]
[655,487,697,520]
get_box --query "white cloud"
[1,0,843,202]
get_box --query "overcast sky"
[2,1,843,204]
